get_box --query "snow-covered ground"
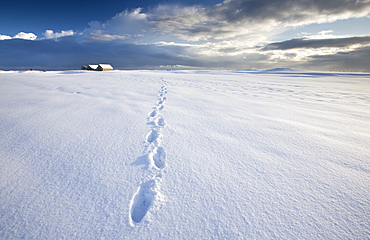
[1,69,369,239]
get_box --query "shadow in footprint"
[149,110,157,118]
[147,121,156,126]
[157,117,165,127]
[130,180,157,223]
[153,147,166,169]
[146,129,159,143]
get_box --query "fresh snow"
[0,69,369,239]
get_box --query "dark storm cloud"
[262,36,370,50]
[210,0,370,23]
[300,45,370,71]
[149,0,370,41]
[0,36,270,70]
[0,37,195,70]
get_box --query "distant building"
[87,65,99,70]
[83,64,114,71]
[97,64,114,71]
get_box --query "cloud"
[147,0,370,42]
[209,0,370,25]
[43,30,75,39]
[257,34,370,69]
[13,32,37,40]
[81,1,370,52]
[301,30,347,40]
[262,36,370,50]
[0,32,38,41]
[0,35,269,70]
[0,35,12,40]
[88,31,131,41]
[0,37,199,70]
[287,45,370,71]
[84,8,150,41]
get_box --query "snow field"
[0,69,369,239]
[160,70,370,239]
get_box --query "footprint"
[152,147,166,169]
[146,129,159,143]
[157,117,165,127]
[149,110,157,118]
[130,180,157,223]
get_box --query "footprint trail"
[129,78,169,225]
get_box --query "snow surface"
[1,69,369,239]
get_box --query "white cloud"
[145,0,370,44]
[300,30,349,40]
[85,8,150,41]
[76,1,370,63]
[0,34,12,40]
[1,30,74,41]
[12,32,37,40]
[0,32,37,41]
[88,30,131,41]
[82,1,370,46]
[43,30,75,39]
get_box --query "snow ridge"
[129,78,168,225]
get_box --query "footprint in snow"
[149,110,157,118]
[157,117,165,127]
[130,179,157,223]
[149,146,166,169]
[146,129,159,143]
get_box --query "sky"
[1,0,370,71]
